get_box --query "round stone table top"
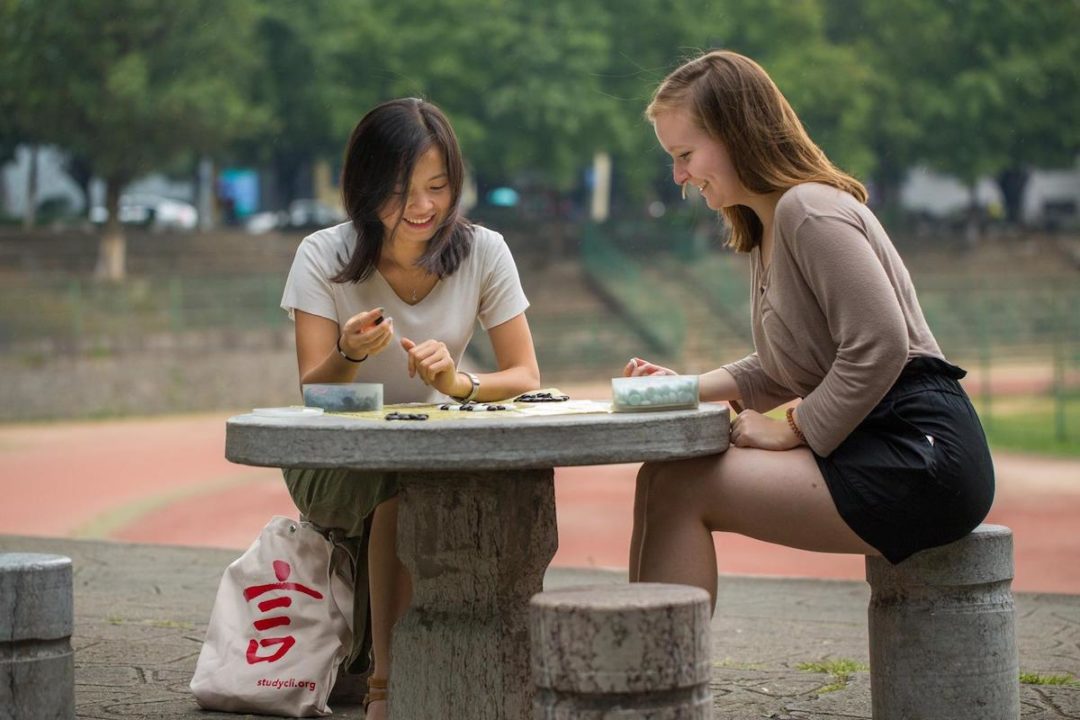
[225,403,730,471]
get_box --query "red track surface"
[2,410,1077,594]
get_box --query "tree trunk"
[0,164,8,220]
[196,155,214,231]
[23,144,38,229]
[869,143,905,210]
[996,166,1029,227]
[95,177,126,281]
[274,152,309,209]
[64,153,95,219]
[964,182,982,248]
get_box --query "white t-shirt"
[281,222,529,404]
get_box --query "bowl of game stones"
[302,383,384,412]
[611,375,699,412]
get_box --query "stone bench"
[529,524,1019,719]
[529,583,712,718]
[0,553,75,720]
[866,523,1019,719]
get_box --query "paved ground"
[2,381,1079,717]
[1,534,1077,719]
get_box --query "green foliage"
[797,658,869,694]
[2,0,1076,211]
[372,0,622,188]
[975,398,1080,458]
[825,0,1080,189]
[1019,672,1079,687]
[2,0,267,185]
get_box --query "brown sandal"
[363,676,387,711]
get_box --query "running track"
[2,406,1078,594]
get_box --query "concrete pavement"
[0,534,1077,719]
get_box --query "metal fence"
[2,250,1077,449]
[3,273,287,352]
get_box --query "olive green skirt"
[282,467,400,674]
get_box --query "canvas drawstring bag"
[190,516,354,717]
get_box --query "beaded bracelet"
[786,406,806,445]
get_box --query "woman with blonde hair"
[626,50,994,606]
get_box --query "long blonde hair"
[647,50,867,252]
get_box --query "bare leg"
[636,447,878,610]
[628,462,652,582]
[367,496,413,719]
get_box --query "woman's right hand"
[339,308,394,360]
[623,357,676,377]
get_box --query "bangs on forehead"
[398,138,445,187]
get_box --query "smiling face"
[653,108,746,211]
[378,145,451,244]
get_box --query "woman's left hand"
[729,409,803,451]
[401,337,462,396]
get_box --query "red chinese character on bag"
[243,560,323,664]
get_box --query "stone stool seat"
[530,583,712,718]
[0,553,75,720]
[865,523,1019,719]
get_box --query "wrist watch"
[454,371,480,403]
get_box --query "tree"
[0,0,44,225]
[226,0,368,209]
[688,0,875,179]
[592,0,875,205]
[348,0,619,191]
[5,0,267,279]
[826,0,1080,226]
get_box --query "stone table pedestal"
[227,403,729,719]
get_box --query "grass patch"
[796,658,869,694]
[105,615,193,630]
[1020,671,1079,686]
[974,396,1080,457]
[712,658,766,671]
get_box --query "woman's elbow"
[880,333,910,376]
[523,365,542,391]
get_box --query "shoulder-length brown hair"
[333,98,472,283]
[646,50,866,253]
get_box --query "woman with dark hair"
[625,51,994,608]
[280,98,539,716]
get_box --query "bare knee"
[376,494,400,515]
[642,457,710,522]
[635,461,660,496]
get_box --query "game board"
[333,389,610,423]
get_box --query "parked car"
[244,199,346,234]
[286,199,346,230]
[90,194,198,231]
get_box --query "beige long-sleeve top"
[722,183,944,456]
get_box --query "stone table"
[225,403,730,719]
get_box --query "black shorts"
[817,356,995,564]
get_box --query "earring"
[681,182,688,201]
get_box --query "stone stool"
[530,583,712,719]
[0,553,75,720]
[865,524,1019,719]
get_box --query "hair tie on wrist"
[337,336,368,363]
